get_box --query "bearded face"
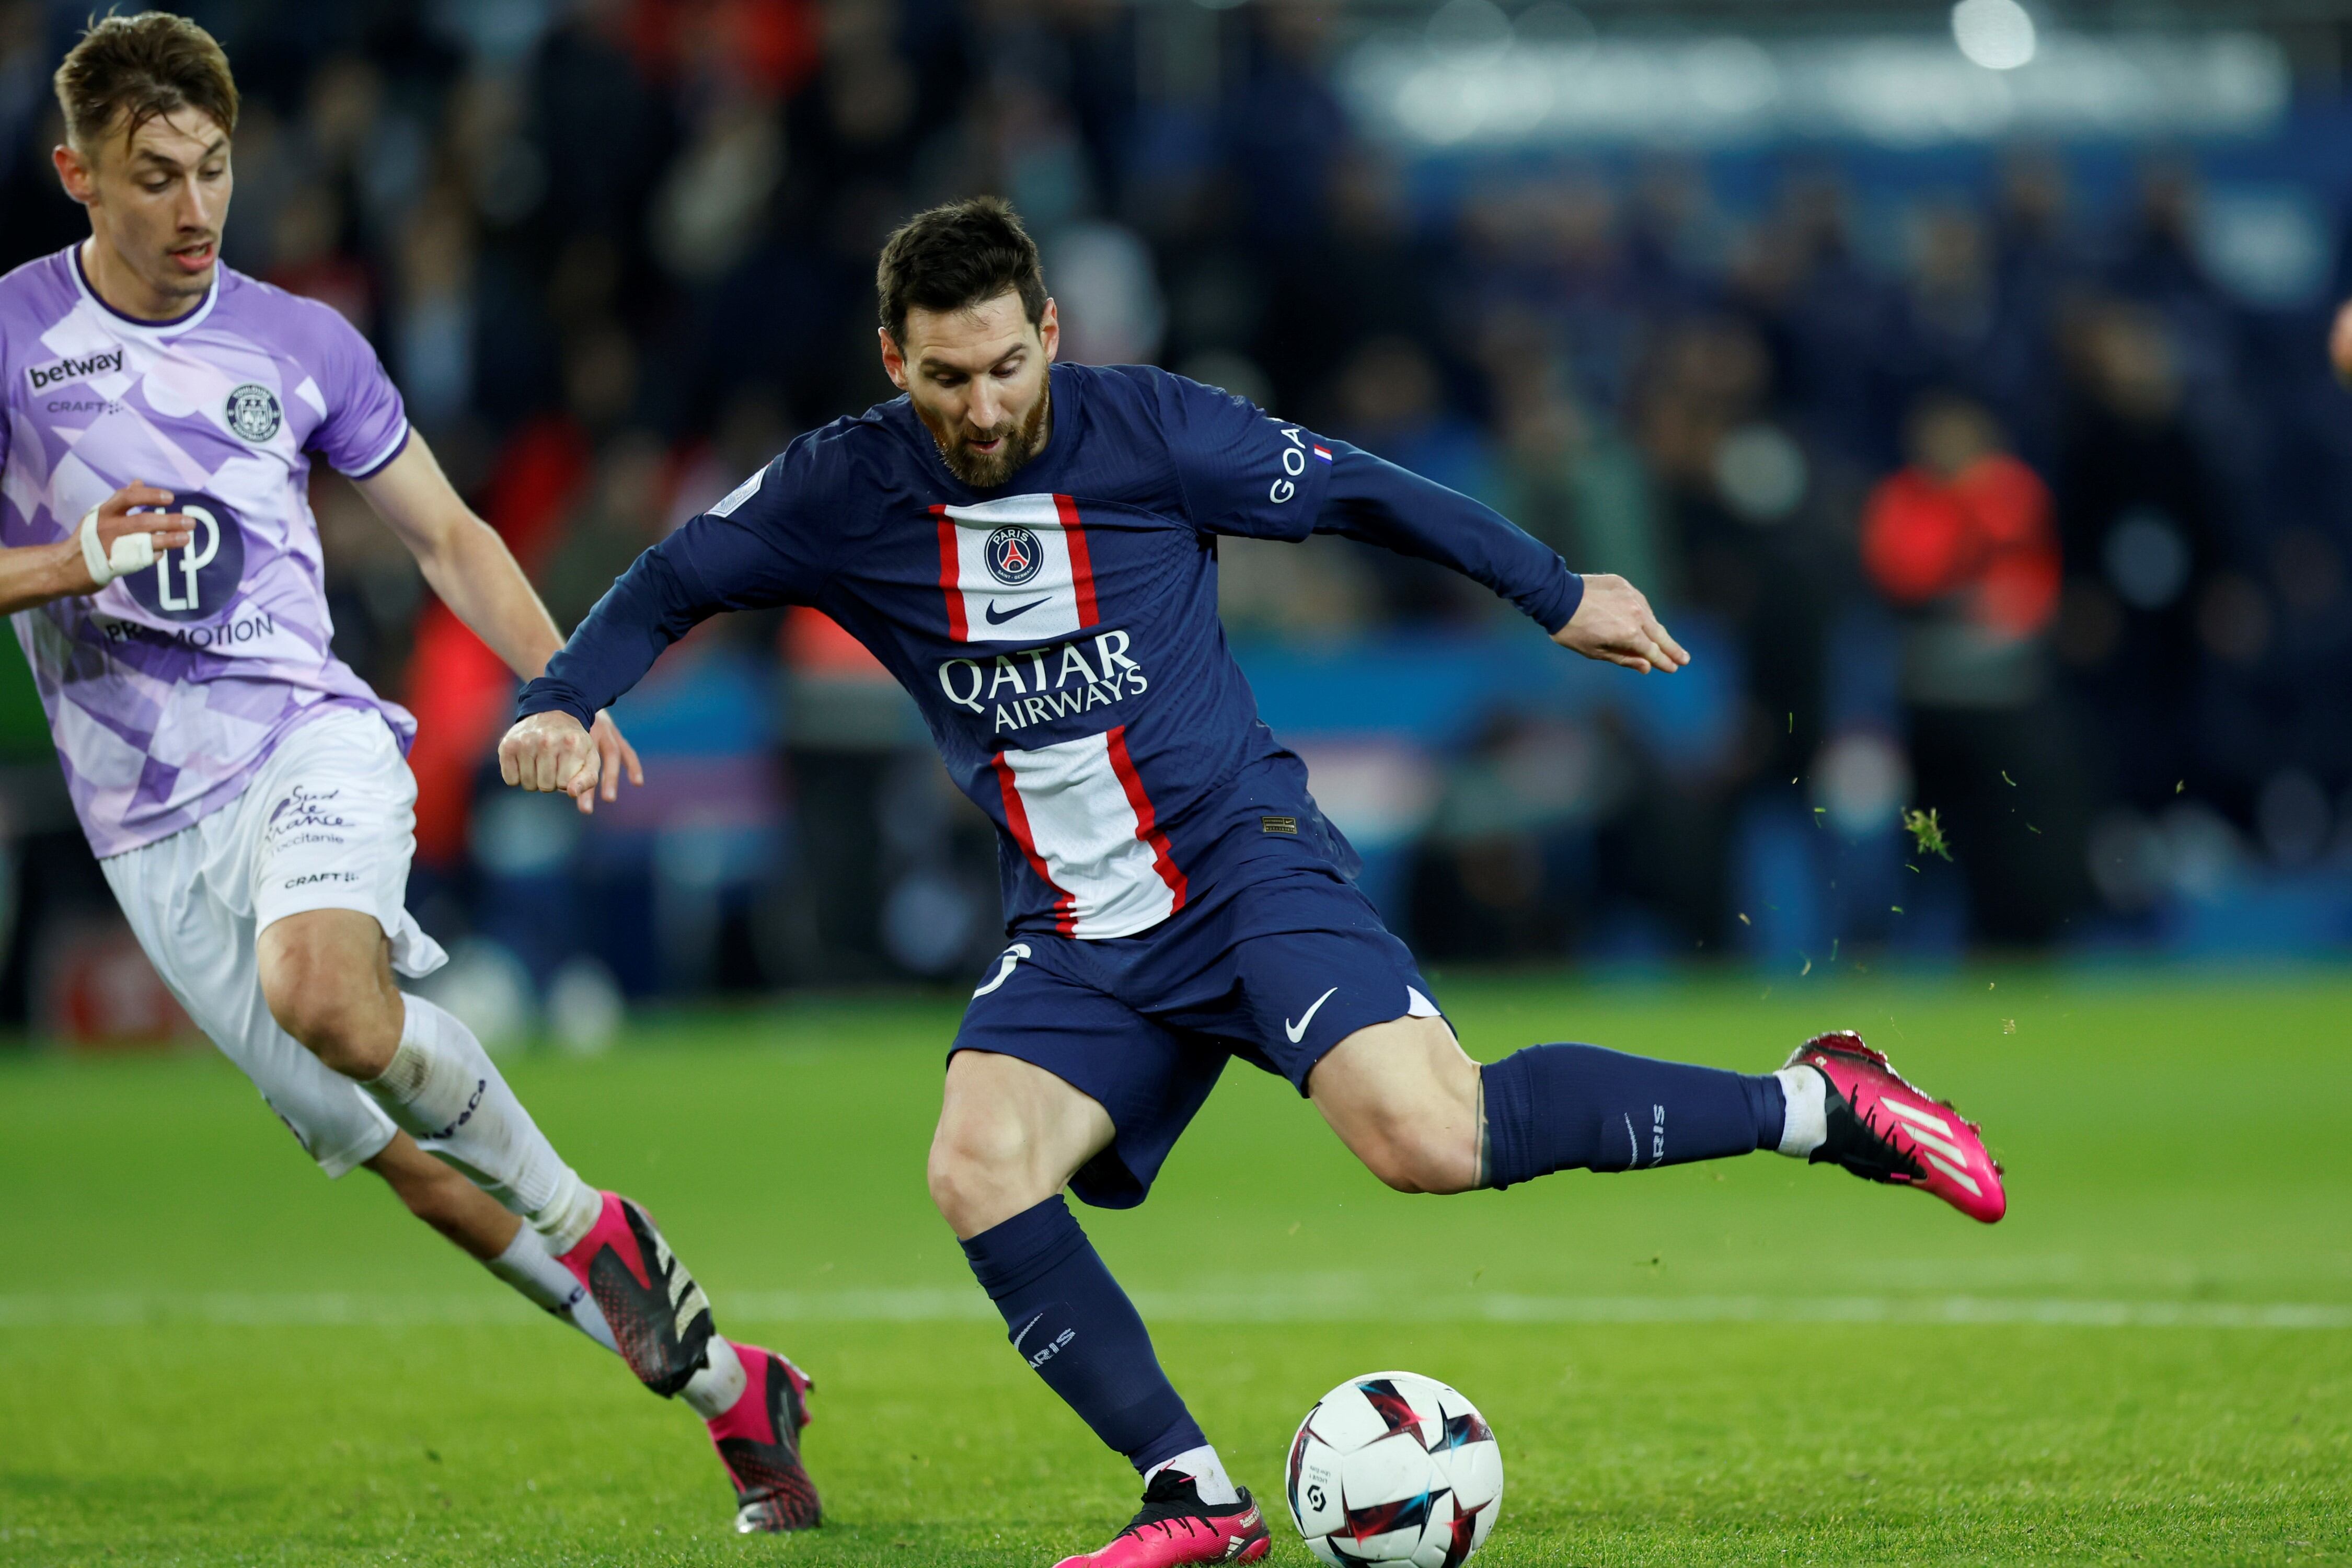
[884,291,1061,491]
[917,376,1052,488]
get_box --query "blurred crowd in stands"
[2,0,2349,1035]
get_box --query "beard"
[921,383,1053,488]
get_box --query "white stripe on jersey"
[937,493,1093,644]
[997,730,1179,939]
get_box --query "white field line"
[0,1290,2345,1331]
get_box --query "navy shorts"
[950,861,1442,1209]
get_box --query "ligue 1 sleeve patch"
[709,465,766,517]
[224,383,282,443]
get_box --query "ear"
[52,143,94,207]
[878,326,908,391]
[1039,298,1059,364]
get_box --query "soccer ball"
[1284,1370,1504,1567]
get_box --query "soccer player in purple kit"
[506,201,2010,1566]
[0,14,817,1532]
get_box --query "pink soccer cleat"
[708,1342,821,1533]
[555,1192,714,1396]
[1052,1471,1271,1568]
[1787,1031,2008,1224]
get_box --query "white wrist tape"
[78,508,158,587]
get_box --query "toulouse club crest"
[224,383,282,443]
[121,492,246,622]
[985,524,1043,587]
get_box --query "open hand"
[1552,572,1690,674]
[585,710,644,812]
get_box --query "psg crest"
[985,524,1043,587]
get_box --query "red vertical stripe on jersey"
[1104,725,1187,911]
[932,505,967,642]
[991,752,1077,935]
[1055,493,1099,629]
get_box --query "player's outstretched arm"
[356,432,641,813]
[0,482,193,617]
[1552,572,1689,674]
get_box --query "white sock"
[1148,1444,1239,1506]
[1774,1065,1828,1158]
[484,1225,618,1354]
[679,1338,748,1421]
[364,994,601,1252]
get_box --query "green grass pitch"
[1,969,2346,1565]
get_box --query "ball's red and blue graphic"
[1286,1370,1504,1567]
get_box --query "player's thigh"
[247,708,448,985]
[1307,1012,1481,1195]
[936,938,1204,1227]
[100,839,397,1178]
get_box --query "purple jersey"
[0,245,414,857]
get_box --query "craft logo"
[120,492,246,622]
[985,524,1043,587]
[224,382,282,443]
[26,347,122,391]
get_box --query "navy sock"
[959,1195,1205,1473]
[1480,1043,1786,1189]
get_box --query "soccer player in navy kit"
[502,199,2007,1568]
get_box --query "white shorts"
[100,706,450,1178]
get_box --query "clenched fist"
[496,709,644,815]
[1552,572,1690,674]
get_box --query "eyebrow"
[919,345,1024,374]
[128,137,228,172]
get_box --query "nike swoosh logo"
[985,595,1051,625]
[1284,986,1339,1044]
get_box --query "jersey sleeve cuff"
[516,678,597,733]
[1535,567,1584,635]
[338,422,411,480]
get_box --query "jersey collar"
[70,240,221,338]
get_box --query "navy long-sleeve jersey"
[521,363,1583,941]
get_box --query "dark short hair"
[54,11,239,155]
[876,196,1047,348]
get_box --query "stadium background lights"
[1951,0,2039,72]
[1342,2,2286,148]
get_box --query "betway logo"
[27,347,122,391]
[936,628,1148,734]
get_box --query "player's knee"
[262,955,396,1078]
[926,1116,1040,1234]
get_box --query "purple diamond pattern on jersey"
[0,247,414,856]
